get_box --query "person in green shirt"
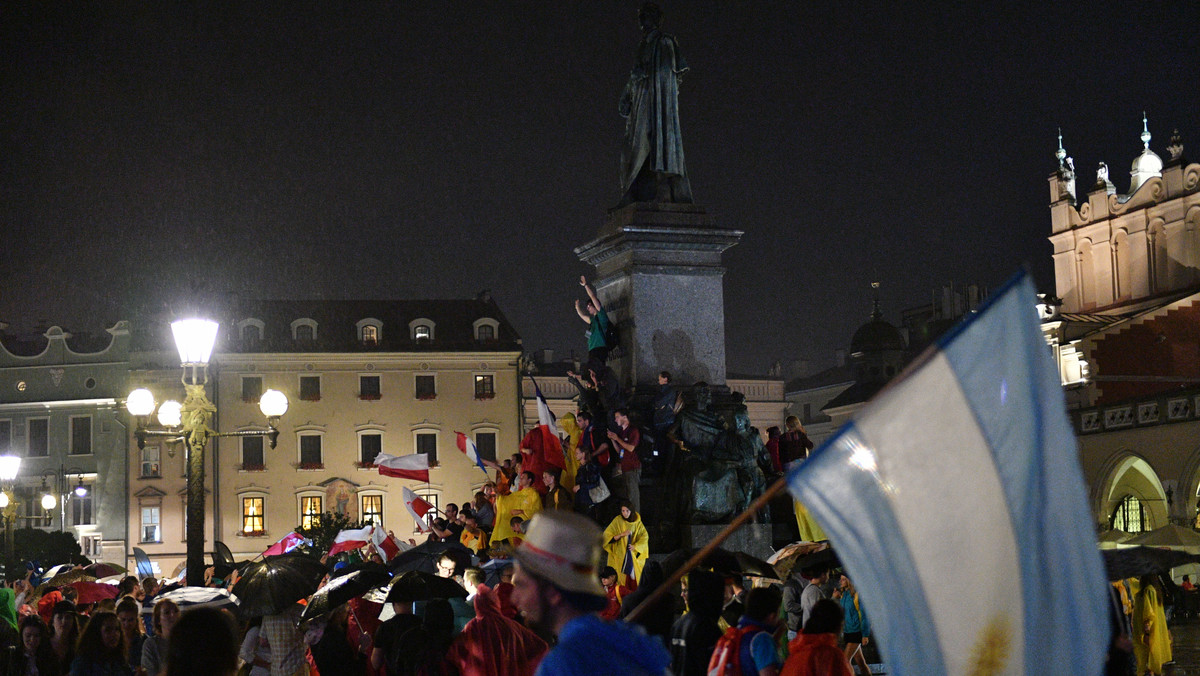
[575,276,612,364]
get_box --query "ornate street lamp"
[127,318,288,586]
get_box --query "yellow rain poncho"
[793,499,826,542]
[603,511,649,588]
[557,413,582,492]
[1134,582,1172,675]
[490,486,542,545]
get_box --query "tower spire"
[1056,128,1067,167]
[1141,112,1152,150]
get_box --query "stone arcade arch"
[1095,452,1168,532]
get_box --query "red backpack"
[706,625,763,676]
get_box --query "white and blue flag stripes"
[785,271,1108,676]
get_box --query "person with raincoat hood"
[557,412,583,492]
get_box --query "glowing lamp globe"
[259,389,289,418]
[126,388,156,417]
[171,318,219,366]
[41,493,56,510]
[74,482,88,498]
[0,455,21,482]
[157,400,183,427]
[0,493,8,509]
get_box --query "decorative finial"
[870,282,882,320]
[1167,129,1184,162]
[1141,112,1151,150]
[1056,128,1067,167]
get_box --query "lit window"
[360,433,382,465]
[301,496,322,530]
[416,432,438,466]
[474,375,495,399]
[415,375,436,399]
[360,375,381,399]
[361,495,383,526]
[27,419,48,457]
[141,445,161,478]
[70,416,91,455]
[362,325,379,346]
[242,437,265,469]
[300,375,321,401]
[141,506,161,543]
[414,325,432,341]
[242,376,263,403]
[72,488,94,526]
[299,435,323,467]
[242,497,265,534]
[1112,495,1147,533]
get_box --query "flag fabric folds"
[374,452,431,481]
[403,486,435,533]
[785,271,1108,676]
[329,526,375,557]
[456,432,489,474]
[529,378,565,470]
[262,532,310,558]
[372,526,401,562]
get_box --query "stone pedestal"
[575,202,743,390]
[683,523,774,561]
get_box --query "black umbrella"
[301,564,392,621]
[232,553,329,617]
[1102,546,1200,581]
[733,552,780,580]
[387,540,473,575]
[660,548,742,578]
[385,571,467,603]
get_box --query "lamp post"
[0,454,22,565]
[38,466,89,532]
[126,318,288,586]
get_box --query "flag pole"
[625,473,790,624]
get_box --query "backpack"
[603,317,621,354]
[706,625,764,676]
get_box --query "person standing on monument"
[619,2,693,206]
[575,276,613,365]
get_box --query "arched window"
[1149,221,1169,293]
[1077,242,1096,310]
[1111,495,1147,533]
[1112,231,1132,302]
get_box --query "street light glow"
[42,493,56,510]
[126,388,156,417]
[0,456,21,483]
[171,318,220,366]
[259,389,289,418]
[157,400,183,427]
[74,481,88,498]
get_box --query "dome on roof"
[1129,114,1163,194]
[850,317,905,354]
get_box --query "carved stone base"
[683,523,774,561]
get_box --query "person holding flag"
[602,500,648,589]
[490,471,542,546]
[557,412,582,492]
[455,432,490,475]
[403,486,436,532]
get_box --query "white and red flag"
[372,526,401,561]
[403,486,435,533]
[374,452,430,481]
[455,432,489,474]
[328,525,374,556]
[262,531,309,557]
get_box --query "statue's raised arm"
[618,2,693,206]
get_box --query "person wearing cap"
[511,510,671,676]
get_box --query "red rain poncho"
[445,584,547,676]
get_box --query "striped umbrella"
[141,587,240,617]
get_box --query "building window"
[242,377,263,403]
[242,436,265,470]
[0,420,10,454]
[72,487,94,526]
[292,319,318,342]
[360,433,382,466]
[362,325,379,346]
[474,375,495,399]
[242,497,265,534]
[414,324,432,341]
[1112,495,1147,533]
[299,376,321,401]
[141,506,161,543]
[361,494,383,526]
[300,496,323,530]
[415,375,436,400]
[477,324,495,341]
[27,419,48,457]
[415,492,439,531]
[19,488,50,528]
[141,445,161,478]
[299,435,323,468]
[69,416,91,455]
[242,324,261,344]
[475,432,497,463]
[416,432,438,467]
[360,375,381,400]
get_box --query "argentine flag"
[787,271,1107,676]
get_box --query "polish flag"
[262,532,309,557]
[403,486,435,533]
[531,379,565,470]
[372,526,401,562]
[455,432,488,474]
[374,452,430,481]
[328,526,375,556]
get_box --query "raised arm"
[580,276,603,311]
[574,299,591,324]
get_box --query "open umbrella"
[42,564,74,580]
[84,562,127,579]
[660,548,742,578]
[732,552,779,580]
[1123,524,1200,551]
[768,541,832,579]
[69,581,120,604]
[36,570,96,596]
[1102,546,1200,581]
[387,540,473,575]
[301,564,392,621]
[141,587,241,618]
[386,571,468,602]
[232,553,328,617]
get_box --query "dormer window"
[243,325,261,343]
[291,318,318,342]
[236,319,265,348]
[409,318,435,342]
[356,318,383,346]
[473,318,500,342]
[362,325,378,345]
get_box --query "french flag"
[374,452,430,481]
[786,271,1108,676]
[530,378,565,470]
[403,486,435,533]
[328,526,374,557]
[456,432,489,473]
[262,532,309,558]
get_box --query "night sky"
[3,3,1197,374]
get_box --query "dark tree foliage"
[4,528,87,580]
[296,511,369,556]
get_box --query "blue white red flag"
[455,432,489,474]
[531,378,565,469]
[786,271,1107,676]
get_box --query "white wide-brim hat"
[514,510,606,597]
